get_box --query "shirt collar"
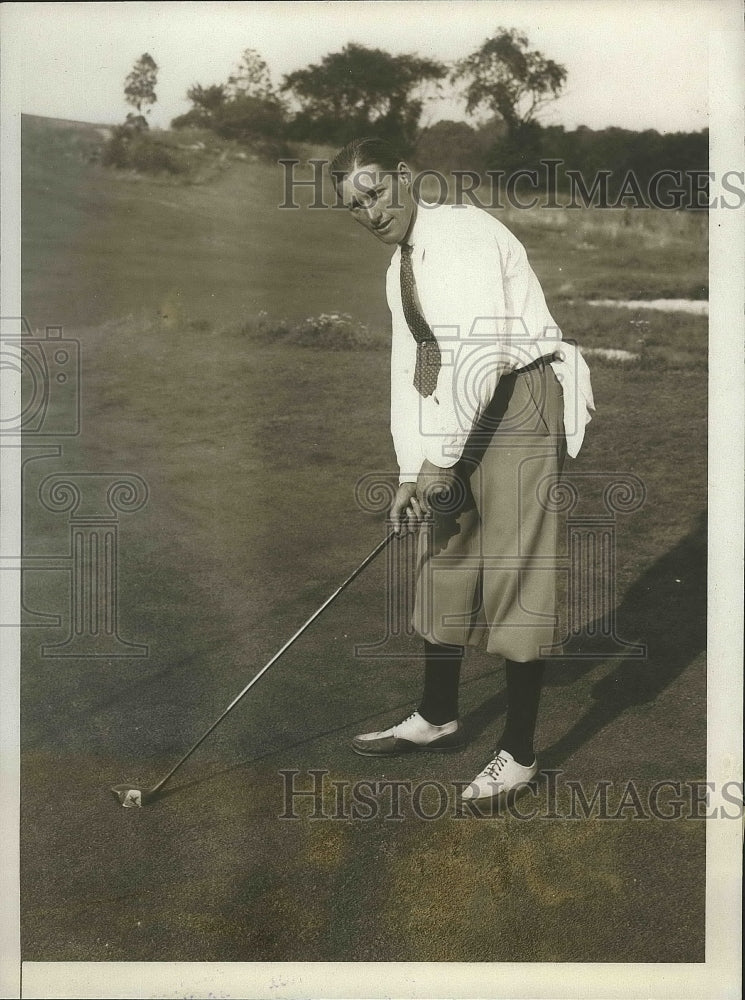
[400,200,434,252]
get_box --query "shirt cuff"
[422,437,466,469]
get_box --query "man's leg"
[418,639,464,725]
[351,638,465,756]
[499,659,546,767]
[459,658,546,799]
[460,365,562,799]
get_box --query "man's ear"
[397,160,412,187]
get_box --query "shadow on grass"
[540,509,707,767]
[455,511,707,763]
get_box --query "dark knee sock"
[499,659,546,766]
[418,640,463,725]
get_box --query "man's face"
[339,161,416,245]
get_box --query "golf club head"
[111,784,154,808]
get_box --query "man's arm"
[388,258,425,486]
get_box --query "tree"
[281,43,446,149]
[226,48,275,100]
[169,48,288,156]
[171,83,227,129]
[452,28,566,135]
[209,93,286,146]
[124,53,158,123]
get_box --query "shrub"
[243,310,384,349]
[290,311,373,348]
[172,93,290,161]
[101,125,186,175]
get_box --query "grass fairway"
[20,116,707,964]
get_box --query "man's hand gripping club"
[389,458,460,536]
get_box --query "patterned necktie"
[400,243,441,398]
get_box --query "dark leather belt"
[513,353,558,375]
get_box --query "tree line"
[111,31,707,199]
[168,30,568,155]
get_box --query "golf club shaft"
[148,530,395,797]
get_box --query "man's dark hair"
[329,137,404,185]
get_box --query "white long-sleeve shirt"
[386,202,595,483]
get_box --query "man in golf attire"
[331,138,594,801]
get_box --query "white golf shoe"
[460,749,538,801]
[351,710,463,756]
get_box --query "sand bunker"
[587,299,709,315]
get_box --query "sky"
[2,0,739,135]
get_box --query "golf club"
[111,530,395,807]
